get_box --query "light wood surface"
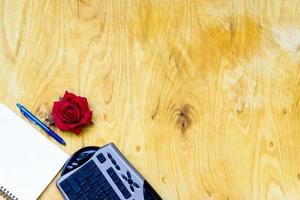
[1,0,300,199]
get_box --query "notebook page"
[0,103,68,200]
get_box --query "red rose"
[51,91,92,135]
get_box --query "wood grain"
[1,0,300,199]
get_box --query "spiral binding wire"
[0,185,18,200]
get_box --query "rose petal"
[79,97,90,111]
[60,108,74,122]
[60,102,73,112]
[62,91,77,103]
[72,98,85,113]
[64,107,80,122]
[52,101,62,115]
[80,111,92,125]
[58,102,80,122]
[54,113,83,135]
[68,121,82,129]
[70,126,82,135]
[53,114,71,131]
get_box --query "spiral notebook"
[0,103,68,200]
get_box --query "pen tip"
[16,103,21,108]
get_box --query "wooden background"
[1,0,300,199]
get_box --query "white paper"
[0,103,68,200]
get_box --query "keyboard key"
[122,189,131,199]
[111,176,121,185]
[60,180,71,192]
[97,153,106,163]
[115,165,120,170]
[97,174,107,185]
[67,178,81,193]
[107,167,115,176]
[93,169,101,177]
[107,190,117,199]
[87,191,96,199]
[107,167,131,199]
[107,153,112,159]
[66,190,78,199]
[74,171,85,182]
[82,182,91,192]
[102,182,112,192]
[110,193,121,200]
[87,176,97,185]
[81,166,92,177]
[128,178,133,184]
[133,182,140,188]
[93,185,102,193]
[130,185,134,192]
[116,181,126,191]
[84,169,94,178]
[98,191,106,199]
[85,161,93,168]
[111,158,117,165]
[79,180,87,186]
[78,192,87,199]
[93,196,100,200]
[126,171,131,178]
[111,194,121,200]
[121,174,127,181]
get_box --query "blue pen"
[16,103,66,145]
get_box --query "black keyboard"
[57,143,162,200]
[59,160,120,200]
